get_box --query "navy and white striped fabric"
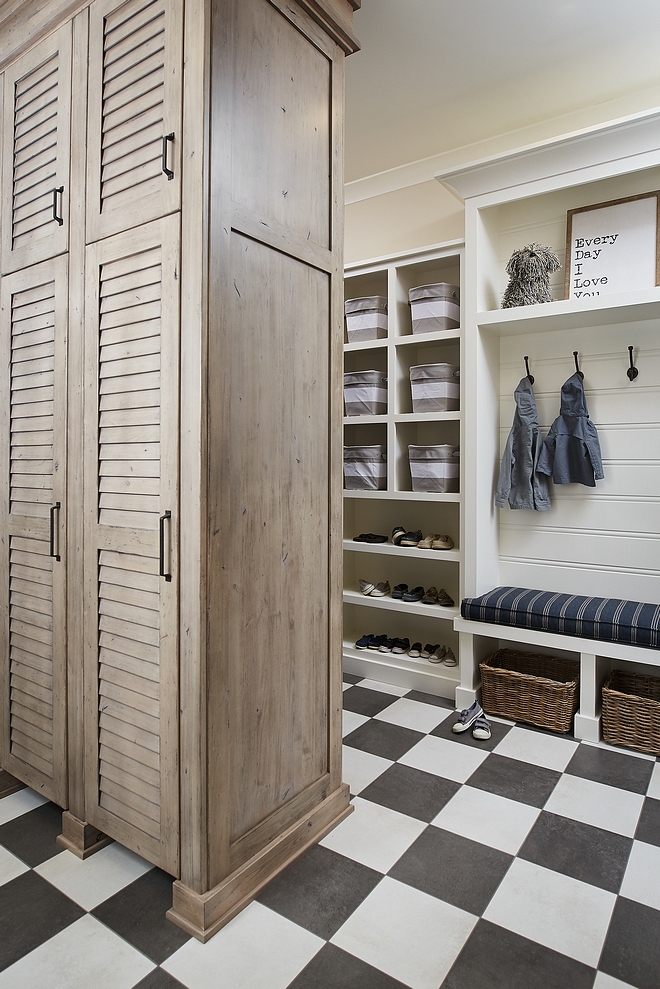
[461,586,660,650]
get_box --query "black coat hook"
[524,356,534,384]
[627,345,639,381]
[573,351,584,379]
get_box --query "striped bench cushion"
[461,586,660,650]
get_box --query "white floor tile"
[593,972,638,989]
[320,795,425,873]
[0,844,29,886]
[342,744,393,794]
[342,682,352,691]
[431,785,540,855]
[332,876,477,989]
[162,900,323,989]
[374,697,453,734]
[620,839,660,911]
[544,774,644,837]
[343,710,370,737]
[35,841,153,910]
[647,762,660,799]
[483,858,616,968]
[399,733,489,783]
[355,679,409,696]
[493,725,578,772]
[0,787,48,826]
[0,914,154,989]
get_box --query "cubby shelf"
[342,643,460,699]
[343,489,461,502]
[477,288,660,336]
[344,540,460,563]
[343,590,459,620]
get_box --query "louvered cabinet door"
[86,0,183,245]
[84,216,179,874]
[1,24,72,274]
[0,258,68,806]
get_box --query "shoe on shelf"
[368,634,388,651]
[428,645,446,664]
[442,647,458,667]
[400,529,423,547]
[391,583,408,599]
[472,716,492,740]
[417,533,439,549]
[379,637,395,653]
[353,533,389,543]
[452,700,484,733]
[355,633,376,649]
[391,637,410,654]
[420,643,438,659]
[408,641,422,658]
[421,586,439,605]
[358,579,375,595]
[436,588,455,607]
[391,526,406,545]
[370,580,391,597]
[432,534,454,550]
[402,585,424,602]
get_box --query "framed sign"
[565,191,660,300]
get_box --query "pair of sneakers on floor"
[452,700,491,740]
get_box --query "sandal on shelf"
[417,533,438,549]
[436,588,455,607]
[431,534,454,550]
[402,585,424,602]
[400,529,423,547]
[358,579,375,595]
[421,586,439,605]
[391,583,408,599]
[408,641,422,658]
[353,533,388,543]
[428,645,446,664]
[472,716,492,740]
[391,637,410,654]
[391,526,406,546]
[442,647,458,667]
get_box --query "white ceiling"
[345,0,660,183]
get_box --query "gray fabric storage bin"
[344,445,387,490]
[408,444,459,492]
[345,296,388,343]
[409,283,460,334]
[344,370,387,416]
[410,363,460,412]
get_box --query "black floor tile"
[405,690,454,709]
[430,713,513,751]
[133,970,188,989]
[258,844,382,940]
[566,744,654,794]
[441,919,596,989]
[91,868,190,964]
[359,763,460,822]
[286,942,409,989]
[343,673,363,684]
[635,797,660,847]
[599,896,660,989]
[388,826,512,916]
[467,753,561,807]
[0,801,64,868]
[342,686,400,718]
[0,870,85,972]
[343,719,424,761]
[518,810,633,893]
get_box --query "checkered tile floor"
[2,674,660,989]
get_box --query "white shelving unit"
[437,108,660,731]
[343,242,464,698]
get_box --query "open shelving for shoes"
[343,242,464,698]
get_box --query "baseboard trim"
[57,811,113,859]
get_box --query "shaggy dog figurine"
[502,243,561,308]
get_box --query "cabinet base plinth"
[167,784,352,942]
[57,812,113,859]
[574,713,602,743]
[0,769,25,799]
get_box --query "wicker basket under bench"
[480,648,580,733]
[602,670,660,756]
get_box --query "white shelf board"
[344,490,461,502]
[394,412,460,424]
[344,338,388,352]
[343,414,388,425]
[393,329,461,346]
[344,540,460,563]
[477,289,660,336]
[343,643,459,698]
[344,589,458,620]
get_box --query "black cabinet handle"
[162,133,174,180]
[50,502,61,561]
[159,510,172,581]
[52,186,64,225]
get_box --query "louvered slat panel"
[8,536,54,777]
[10,283,55,519]
[100,0,166,213]
[98,249,161,527]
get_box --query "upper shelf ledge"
[477,287,660,335]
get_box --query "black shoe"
[391,583,408,599]
[400,530,423,547]
[368,634,388,650]
[402,585,424,602]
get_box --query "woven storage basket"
[602,670,660,756]
[480,648,579,732]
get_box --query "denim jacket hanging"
[495,376,551,511]
[538,372,604,486]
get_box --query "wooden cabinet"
[0,0,359,942]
